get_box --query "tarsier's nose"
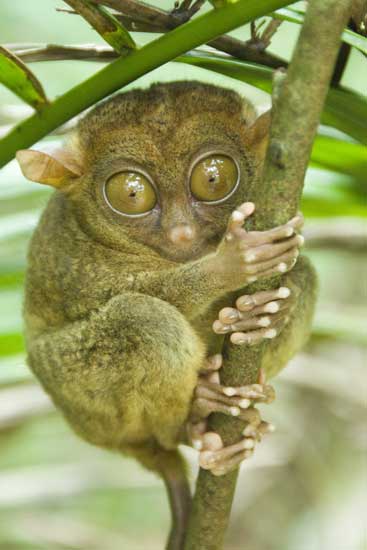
[168,224,196,245]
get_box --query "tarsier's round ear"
[244,109,271,161]
[16,147,83,190]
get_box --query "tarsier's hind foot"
[213,285,299,345]
[188,357,275,476]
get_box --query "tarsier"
[17,81,316,550]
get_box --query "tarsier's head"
[17,81,269,262]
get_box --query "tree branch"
[60,2,287,69]
[91,0,174,27]
[184,1,354,549]
[9,43,117,63]
[0,0,292,168]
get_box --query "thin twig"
[8,44,117,63]
[247,18,282,51]
[91,0,174,27]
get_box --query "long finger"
[243,247,300,276]
[230,327,278,345]
[226,202,254,235]
[210,450,254,475]
[213,315,264,335]
[236,287,291,312]
[241,214,304,246]
[242,234,304,263]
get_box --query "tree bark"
[184,1,354,549]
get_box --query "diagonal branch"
[60,2,286,68]
[184,1,354,548]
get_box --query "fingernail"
[237,296,253,308]
[258,316,270,327]
[247,390,265,399]
[243,425,257,437]
[242,438,255,450]
[265,329,277,339]
[226,311,239,322]
[225,233,234,242]
[233,336,248,345]
[241,202,255,216]
[231,332,248,345]
[211,354,222,369]
[213,321,231,334]
[285,227,294,237]
[297,234,305,246]
[278,287,291,298]
[268,423,276,432]
[232,210,244,222]
[230,407,240,416]
[244,252,256,262]
[223,387,236,396]
[193,440,203,450]
[239,398,251,409]
[278,262,288,272]
[264,301,279,313]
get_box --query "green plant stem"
[64,0,136,53]
[0,0,291,169]
[184,1,354,549]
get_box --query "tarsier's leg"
[27,292,206,451]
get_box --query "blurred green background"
[0,2,366,549]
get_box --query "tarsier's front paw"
[188,356,275,476]
[213,286,298,345]
[215,202,304,287]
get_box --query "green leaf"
[177,51,367,144]
[311,136,367,181]
[302,167,367,218]
[0,332,24,357]
[209,0,241,6]
[313,310,367,346]
[0,46,48,111]
[64,0,136,54]
[323,87,367,146]
[273,6,367,55]
[0,0,294,168]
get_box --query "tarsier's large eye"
[104,171,157,216]
[190,154,239,203]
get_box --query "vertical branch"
[185,1,354,549]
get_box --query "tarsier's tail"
[161,450,191,550]
[124,443,191,550]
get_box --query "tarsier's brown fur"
[19,82,316,549]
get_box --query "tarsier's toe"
[198,419,275,475]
